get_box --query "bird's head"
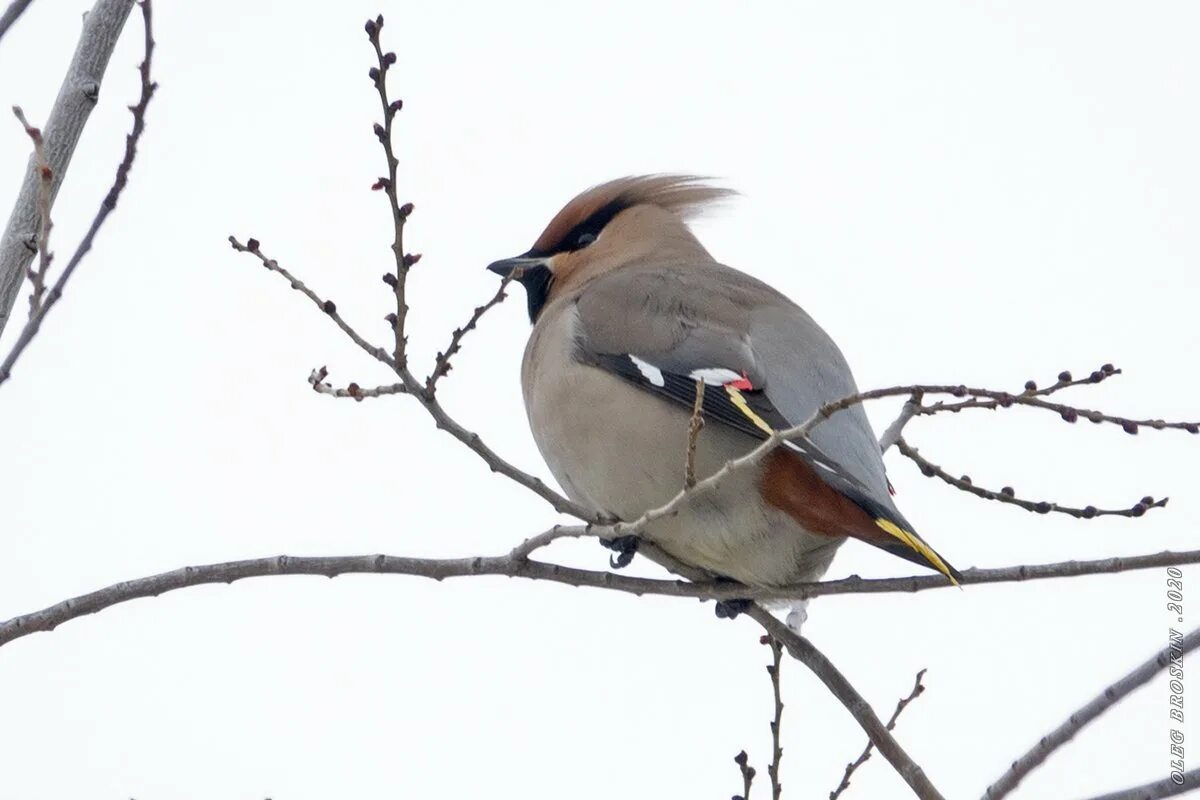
[487,175,733,322]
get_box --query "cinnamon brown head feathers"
[487,175,733,322]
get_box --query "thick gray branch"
[6,547,1198,649]
[984,625,1200,799]
[1080,768,1200,800]
[0,0,135,339]
[0,0,35,43]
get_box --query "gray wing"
[574,262,896,505]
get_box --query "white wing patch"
[629,355,665,387]
[688,367,744,386]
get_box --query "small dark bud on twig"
[1082,505,1098,518]
[403,252,422,267]
[920,464,935,477]
[1061,408,1078,423]
[734,751,748,766]
[322,300,336,314]
[1141,496,1154,506]
[1089,371,1103,383]
[1185,423,1199,434]
[998,393,1014,408]
[383,52,397,66]
[399,202,414,217]
[1033,501,1052,514]
[371,177,390,191]
[385,313,398,328]
[1058,370,1072,382]
[1102,363,1116,374]
[1024,380,1037,392]
[376,14,384,29]
[373,122,386,141]
[1122,421,1139,434]
[1001,486,1015,497]
[1088,411,1104,423]
[960,475,972,485]
[382,273,397,287]
[389,99,404,113]
[1131,503,1147,517]
[952,385,967,397]
[364,19,377,36]
[246,237,260,251]
[368,67,380,82]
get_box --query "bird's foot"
[602,535,639,569]
[714,598,753,620]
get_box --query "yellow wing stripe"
[874,518,959,585]
[726,386,776,436]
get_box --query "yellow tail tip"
[874,518,960,586]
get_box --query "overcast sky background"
[1,2,1198,798]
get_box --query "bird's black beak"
[486,255,547,280]
[486,255,554,323]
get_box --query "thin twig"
[11,107,52,316]
[896,437,1167,519]
[878,392,922,453]
[365,15,413,368]
[0,0,154,388]
[307,366,407,400]
[747,607,946,800]
[229,237,395,371]
[685,378,705,488]
[830,668,927,799]
[763,635,785,799]
[426,274,512,393]
[918,365,1123,416]
[733,750,757,800]
[983,624,1200,799]
[508,524,591,560]
[1078,768,1200,800]
[7,549,1200,650]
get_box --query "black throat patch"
[516,264,554,323]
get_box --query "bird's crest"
[530,175,733,256]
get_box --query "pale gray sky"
[1,2,1198,798]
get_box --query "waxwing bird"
[488,176,959,607]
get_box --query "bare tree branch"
[1079,768,1200,800]
[684,378,705,489]
[878,392,922,453]
[764,634,785,799]
[0,0,154,387]
[8,548,1200,651]
[426,274,511,394]
[748,607,946,800]
[0,0,35,43]
[10,106,52,315]
[733,749,757,800]
[896,437,1167,520]
[918,365,1123,416]
[830,669,927,799]
[983,625,1200,799]
[0,0,136,338]
[307,366,407,400]
[364,15,413,368]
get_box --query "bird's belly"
[526,363,842,586]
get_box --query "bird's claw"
[602,535,639,569]
[714,598,752,620]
